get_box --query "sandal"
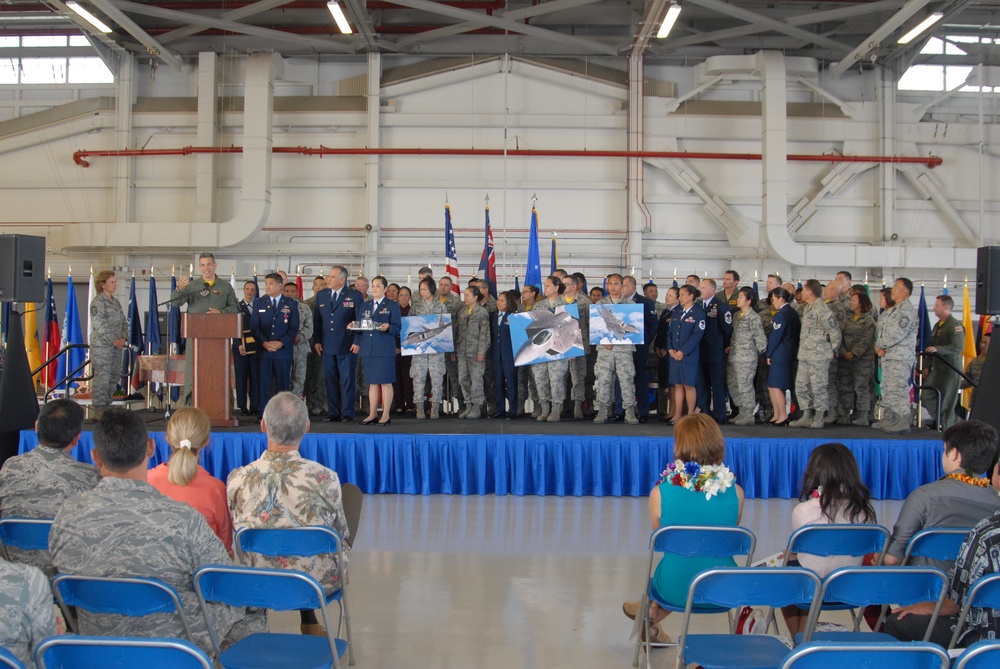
[622,600,640,620]
[642,623,672,645]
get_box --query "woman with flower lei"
[622,414,743,643]
[146,407,233,555]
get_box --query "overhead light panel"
[66,1,112,34]
[657,3,682,39]
[327,1,352,35]
[897,12,943,44]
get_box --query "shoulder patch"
[724,311,732,324]
[698,320,706,330]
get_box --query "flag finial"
[47,266,51,279]
[531,193,538,205]
[484,193,489,206]
[151,266,154,277]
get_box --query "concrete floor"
[269,494,905,669]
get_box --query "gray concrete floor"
[269,494,905,668]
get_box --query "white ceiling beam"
[632,0,671,57]
[685,0,855,54]
[89,0,183,70]
[157,0,297,44]
[827,0,934,78]
[387,0,619,56]
[341,0,379,50]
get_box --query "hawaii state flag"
[42,277,60,387]
[478,205,497,298]
[55,275,84,391]
[525,207,542,289]
[444,204,460,293]
[23,302,42,384]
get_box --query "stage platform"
[18,414,943,500]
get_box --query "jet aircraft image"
[402,313,450,347]
[596,304,640,341]
[513,306,583,366]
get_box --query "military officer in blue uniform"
[250,273,299,416]
[232,280,259,416]
[490,290,519,418]
[696,278,733,423]
[666,284,706,422]
[312,265,363,422]
[353,276,401,426]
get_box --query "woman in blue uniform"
[765,286,800,426]
[491,290,519,418]
[354,276,401,426]
[666,284,706,424]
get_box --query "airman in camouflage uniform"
[837,305,876,426]
[455,289,491,419]
[789,280,842,429]
[530,289,572,423]
[410,280,448,419]
[438,278,465,413]
[49,409,263,654]
[562,275,590,419]
[874,278,918,434]
[89,271,129,415]
[822,282,849,423]
[593,275,639,425]
[282,284,313,398]
[0,560,55,668]
[517,286,542,416]
[726,298,767,426]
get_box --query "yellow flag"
[961,285,977,409]
[23,302,42,385]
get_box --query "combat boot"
[882,415,911,434]
[465,406,481,420]
[415,405,426,420]
[624,407,639,425]
[871,412,893,431]
[536,402,550,422]
[836,412,853,426]
[823,410,839,425]
[789,409,814,428]
[531,401,541,418]
[731,413,754,426]
[593,405,610,424]
[547,408,561,423]
[851,411,870,427]
[574,400,584,420]
[809,411,826,429]
[430,405,440,420]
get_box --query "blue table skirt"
[18,431,942,500]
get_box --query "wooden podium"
[183,313,242,427]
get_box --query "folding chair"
[777,640,949,669]
[953,639,1000,669]
[51,574,195,641]
[796,566,949,644]
[631,525,757,668]
[676,566,822,669]
[0,649,24,669]
[193,564,348,669]
[901,527,971,565]
[948,573,1000,650]
[34,635,212,669]
[0,517,53,561]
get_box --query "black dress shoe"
[505,413,514,420]
[239,408,250,416]
[376,418,392,427]
[341,416,353,423]
[491,413,506,419]
[325,415,341,422]
[638,416,648,424]
[358,417,377,425]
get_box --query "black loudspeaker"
[0,234,45,303]
[977,246,1000,315]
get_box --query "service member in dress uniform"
[696,278,733,423]
[250,273,299,416]
[312,266,363,423]
[353,276,401,426]
[232,280,259,416]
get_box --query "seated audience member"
[886,428,1000,647]
[147,407,233,555]
[780,443,877,636]
[49,408,262,654]
[883,421,1000,571]
[0,399,99,572]
[621,414,744,643]
[228,392,351,636]
[0,558,56,668]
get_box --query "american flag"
[478,205,497,298]
[444,204,460,293]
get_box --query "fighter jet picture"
[595,304,640,341]
[402,313,450,347]
[512,305,584,367]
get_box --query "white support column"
[758,51,794,264]
[112,53,135,228]
[626,53,647,274]
[195,52,218,224]
[878,67,897,247]
[364,52,381,278]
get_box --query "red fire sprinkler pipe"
[72,145,945,168]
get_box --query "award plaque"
[350,310,376,331]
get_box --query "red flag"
[296,275,304,300]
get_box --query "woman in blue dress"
[353,276,401,426]
[666,284,706,424]
[765,286,800,426]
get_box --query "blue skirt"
[767,358,792,391]
[362,354,396,384]
[668,357,699,387]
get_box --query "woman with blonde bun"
[147,407,233,554]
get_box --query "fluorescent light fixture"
[66,2,112,34]
[327,1,352,35]
[657,3,682,39]
[898,12,943,44]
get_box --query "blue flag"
[525,207,542,288]
[550,235,557,275]
[121,276,144,391]
[55,275,84,391]
[672,279,678,288]
[146,276,161,355]
[514,275,520,293]
[917,285,931,354]
[752,280,759,299]
[0,301,9,345]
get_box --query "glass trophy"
[359,309,374,330]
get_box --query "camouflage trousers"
[838,355,874,414]
[726,355,757,415]
[794,357,830,412]
[595,348,635,406]
[517,364,539,411]
[532,359,569,405]
[568,356,587,402]
[304,350,326,413]
[410,353,445,404]
[90,344,120,409]
[922,367,961,429]
[458,354,486,407]
[290,342,310,397]
[879,358,913,419]
[826,358,840,415]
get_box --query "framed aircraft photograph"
[400,313,455,356]
[508,303,585,367]
[589,303,644,346]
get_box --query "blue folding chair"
[953,639,1000,669]
[949,573,1000,649]
[234,526,353,665]
[193,564,349,669]
[0,648,25,669]
[51,574,195,641]
[901,527,971,565]
[796,566,949,643]
[34,636,212,669]
[0,517,53,562]
[676,567,822,669]
[631,525,757,668]
[778,641,949,669]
